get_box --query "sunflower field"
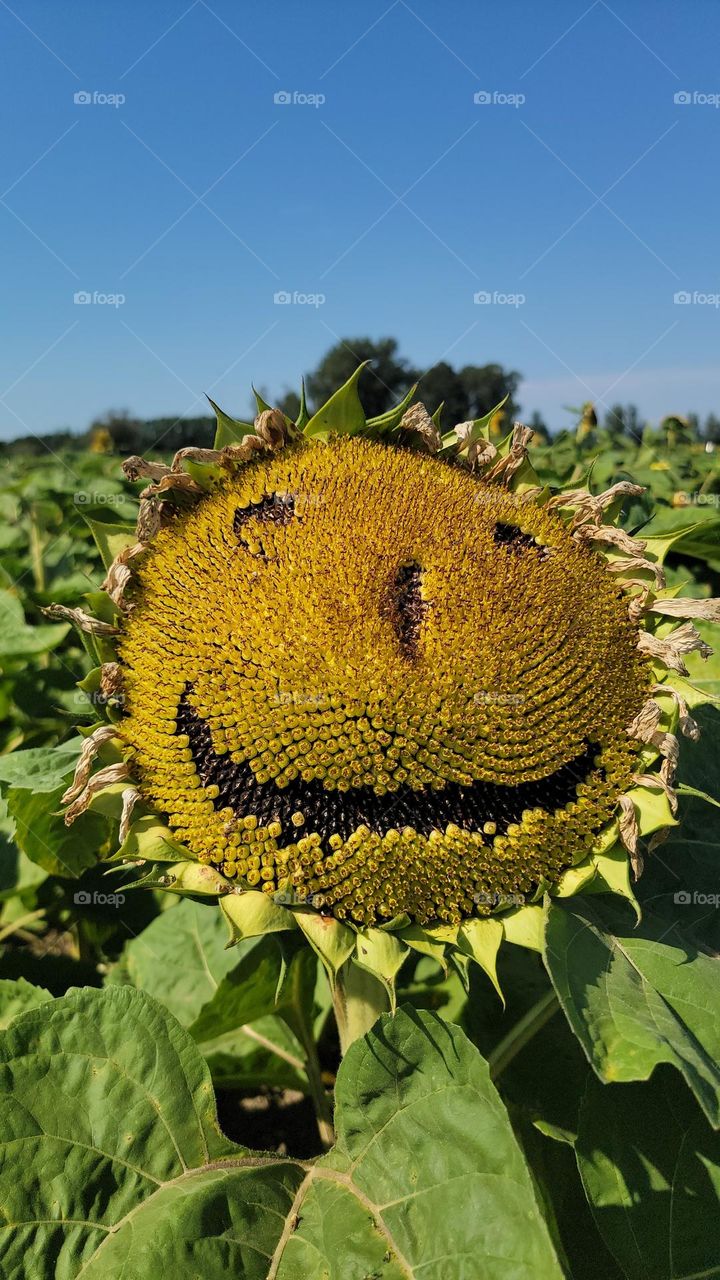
[0,382,719,1280]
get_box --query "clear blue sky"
[1,0,719,440]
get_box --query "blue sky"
[1,0,719,440]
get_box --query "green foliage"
[0,991,563,1278]
[0,415,719,1277]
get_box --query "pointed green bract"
[303,361,369,439]
[207,396,255,450]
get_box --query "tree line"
[1,336,718,455]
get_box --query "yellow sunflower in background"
[49,367,719,1048]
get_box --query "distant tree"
[604,404,642,441]
[458,363,521,422]
[90,409,144,454]
[306,338,418,419]
[417,362,469,427]
[139,416,214,452]
[278,390,301,421]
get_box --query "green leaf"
[641,509,720,566]
[303,362,368,439]
[0,985,300,1278]
[286,1007,563,1279]
[188,934,285,1044]
[83,514,137,571]
[0,591,69,659]
[544,896,720,1125]
[295,378,310,430]
[457,916,504,1000]
[114,812,191,863]
[292,906,355,978]
[0,978,51,1029]
[577,1068,720,1280]
[207,396,255,450]
[220,887,296,941]
[0,993,564,1278]
[117,900,305,1091]
[365,382,418,435]
[252,385,273,415]
[353,926,408,1006]
[116,898,257,1027]
[0,739,80,792]
[502,902,544,951]
[6,782,107,878]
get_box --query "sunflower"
[49,368,719,1048]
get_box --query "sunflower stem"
[332,962,390,1057]
[488,987,560,1081]
[297,1028,335,1151]
[280,978,335,1150]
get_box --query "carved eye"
[493,522,551,558]
[233,493,295,555]
[392,561,427,657]
[493,522,539,550]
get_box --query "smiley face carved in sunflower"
[118,435,649,926]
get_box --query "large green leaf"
[0,990,563,1278]
[116,899,307,1090]
[0,739,80,793]
[0,591,69,659]
[0,978,51,1029]
[577,1068,720,1280]
[544,897,720,1125]
[117,898,259,1027]
[6,781,108,878]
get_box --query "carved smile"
[177,686,601,846]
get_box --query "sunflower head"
[52,370,718,1006]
